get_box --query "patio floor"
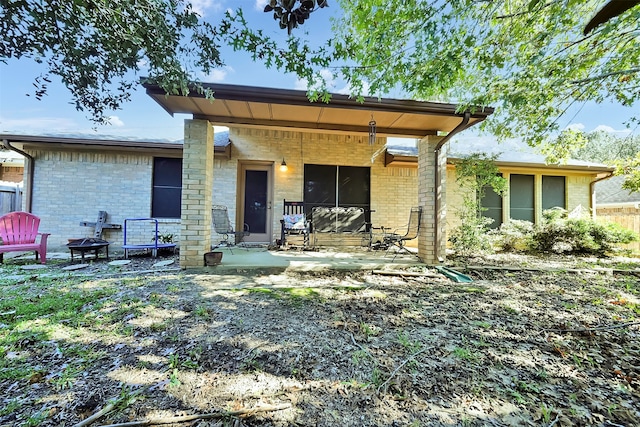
[210,246,425,272]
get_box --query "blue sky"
[0,0,637,145]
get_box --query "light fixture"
[368,114,377,146]
[279,158,288,172]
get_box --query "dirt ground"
[1,252,639,426]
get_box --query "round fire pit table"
[67,238,110,261]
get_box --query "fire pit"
[67,238,110,261]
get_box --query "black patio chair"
[280,199,310,248]
[212,205,249,253]
[382,206,422,261]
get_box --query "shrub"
[449,199,494,256]
[490,219,534,252]
[528,209,637,256]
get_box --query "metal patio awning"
[143,82,494,139]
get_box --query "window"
[152,157,182,218]
[542,175,566,211]
[304,164,371,215]
[480,183,503,229]
[510,174,535,222]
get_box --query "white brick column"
[180,119,214,268]
[417,135,446,264]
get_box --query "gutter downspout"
[590,171,614,220]
[2,139,33,212]
[432,111,471,262]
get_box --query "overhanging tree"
[1,0,227,123]
[3,0,639,161]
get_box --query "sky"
[0,0,637,150]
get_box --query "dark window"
[338,166,371,208]
[152,157,182,218]
[304,164,371,220]
[304,164,336,209]
[510,174,535,222]
[542,175,566,211]
[480,183,503,229]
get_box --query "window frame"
[151,157,182,219]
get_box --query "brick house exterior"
[2,129,613,259]
[1,83,615,267]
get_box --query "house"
[0,148,24,183]
[385,144,614,233]
[3,83,614,267]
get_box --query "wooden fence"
[0,182,23,215]
[597,206,640,254]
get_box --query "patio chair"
[0,211,50,264]
[382,206,422,261]
[212,205,249,253]
[280,200,310,248]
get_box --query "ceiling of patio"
[143,82,494,139]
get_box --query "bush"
[498,208,640,256]
[449,200,494,256]
[490,220,534,252]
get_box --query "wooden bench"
[311,207,371,248]
[0,211,50,264]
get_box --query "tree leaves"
[1,0,225,123]
[263,0,329,35]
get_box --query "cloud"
[565,123,586,131]
[565,123,633,136]
[255,0,269,10]
[188,0,220,17]
[593,124,632,136]
[107,116,124,127]
[201,66,234,83]
[0,116,79,133]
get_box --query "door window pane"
[152,158,182,218]
[542,176,566,211]
[510,174,535,222]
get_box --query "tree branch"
[571,68,640,85]
[96,403,292,427]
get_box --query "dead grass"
[1,253,639,426]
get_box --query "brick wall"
[26,149,180,250]
[445,167,597,234]
[23,128,434,255]
[221,128,420,246]
[0,166,24,183]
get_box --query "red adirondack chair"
[0,211,50,264]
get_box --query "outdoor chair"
[280,199,310,248]
[0,211,50,264]
[212,205,249,253]
[382,206,422,261]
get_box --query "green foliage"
[568,130,640,192]
[490,219,534,252]
[615,152,640,193]
[493,208,638,256]
[449,199,495,256]
[263,0,329,35]
[449,153,506,256]
[1,0,224,122]
[329,0,640,149]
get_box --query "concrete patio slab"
[207,247,424,272]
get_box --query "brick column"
[180,119,214,268]
[417,135,446,264]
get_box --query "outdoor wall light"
[280,158,288,172]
